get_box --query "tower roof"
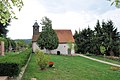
[33,21,39,27]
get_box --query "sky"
[7,0,120,39]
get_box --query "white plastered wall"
[44,43,75,54]
[32,42,40,52]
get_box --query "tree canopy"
[74,20,120,56]
[108,0,120,8]
[0,0,23,25]
[0,19,11,37]
[37,17,59,52]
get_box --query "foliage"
[37,17,59,51]
[15,39,28,51]
[23,54,120,80]
[100,46,106,54]
[74,27,94,54]
[28,41,32,48]
[108,0,120,8]
[67,41,74,50]
[0,37,16,51]
[105,56,120,61]
[35,50,49,70]
[0,0,23,25]
[0,48,32,68]
[101,20,120,56]
[0,19,11,37]
[10,40,16,50]
[110,66,120,71]
[0,63,20,77]
[0,48,31,77]
[0,37,8,51]
[74,20,120,56]
[67,41,74,54]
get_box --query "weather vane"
[35,20,37,22]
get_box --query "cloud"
[100,9,120,32]
[40,0,115,13]
[7,0,46,39]
[7,0,120,39]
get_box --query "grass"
[5,51,20,56]
[87,55,120,65]
[23,54,120,80]
[0,49,31,68]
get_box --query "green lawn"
[22,54,120,80]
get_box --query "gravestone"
[0,41,4,56]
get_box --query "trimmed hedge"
[0,63,20,77]
[0,48,32,77]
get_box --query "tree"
[102,20,120,56]
[11,40,16,51]
[108,0,120,8]
[74,27,94,54]
[67,41,74,54]
[74,20,119,56]
[0,0,23,25]
[37,17,59,53]
[94,20,103,55]
[0,19,11,37]
[15,40,27,51]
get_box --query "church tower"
[33,21,39,35]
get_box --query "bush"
[110,66,120,71]
[35,50,49,70]
[0,48,32,77]
[0,63,20,77]
[106,56,120,61]
[85,52,93,56]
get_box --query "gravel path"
[76,54,120,67]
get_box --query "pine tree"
[102,20,119,56]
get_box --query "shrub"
[106,56,120,61]
[0,63,20,77]
[110,66,120,71]
[85,52,92,56]
[35,50,49,70]
[0,48,32,77]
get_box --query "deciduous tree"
[0,0,23,24]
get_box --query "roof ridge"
[54,29,71,30]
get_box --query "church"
[32,22,75,55]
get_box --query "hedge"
[0,63,20,77]
[0,48,32,77]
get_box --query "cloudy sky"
[7,0,120,39]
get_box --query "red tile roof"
[55,29,74,43]
[32,29,74,43]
